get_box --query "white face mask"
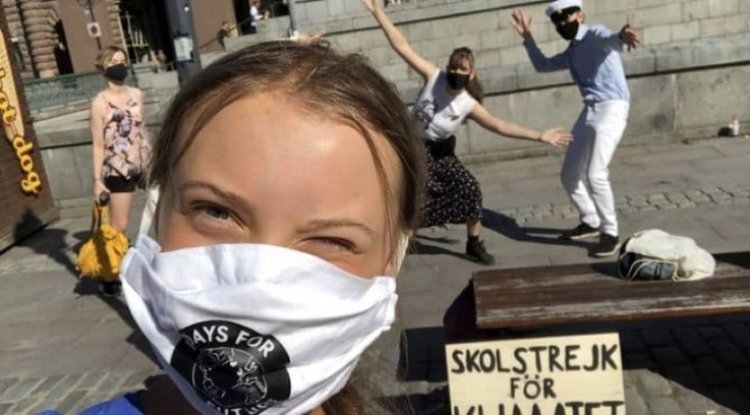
[121,234,407,415]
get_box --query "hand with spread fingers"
[511,8,533,39]
[540,127,573,148]
[619,24,641,51]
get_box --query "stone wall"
[226,0,750,160]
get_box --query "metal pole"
[86,1,102,50]
[287,0,298,38]
[164,0,202,82]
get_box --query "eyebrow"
[300,219,377,239]
[177,180,376,238]
[178,180,248,207]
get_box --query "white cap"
[545,0,583,17]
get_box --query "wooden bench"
[472,251,750,331]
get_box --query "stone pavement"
[0,137,749,414]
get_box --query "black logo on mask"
[171,321,291,415]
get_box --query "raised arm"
[362,0,437,80]
[511,8,569,73]
[89,96,109,197]
[468,102,572,148]
[592,24,641,52]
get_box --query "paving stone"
[672,383,723,415]
[652,346,690,367]
[658,202,680,210]
[674,326,713,356]
[692,197,714,204]
[629,197,649,207]
[119,370,153,392]
[45,374,84,401]
[647,397,684,414]
[75,371,109,391]
[95,372,127,396]
[634,369,673,397]
[0,379,19,401]
[0,378,44,402]
[676,200,697,209]
[71,391,112,414]
[28,374,65,397]
[709,339,750,368]
[55,390,89,415]
[647,192,667,201]
[8,394,44,415]
[624,383,649,415]
[714,197,735,205]
[47,374,84,400]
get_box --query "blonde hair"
[94,45,128,72]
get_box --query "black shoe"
[465,239,496,265]
[100,281,122,298]
[559,223,600,240]
[592,234,620,257]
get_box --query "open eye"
[201,205,231,221]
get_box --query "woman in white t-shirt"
[363,0,572,265]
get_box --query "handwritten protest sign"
[446,333,625,415]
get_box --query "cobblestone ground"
[501,185,750,225]
[0,369,162,415]
[1,138,748,414]
[1,185,748,414]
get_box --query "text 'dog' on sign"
[445,333,626,415]
[86,22,101,38]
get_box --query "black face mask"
[555,21,580,41]
[105,63,128,81]
[446,72,470,90]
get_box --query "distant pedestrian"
[248,0,269,34]
[217,20,234,50]
[89,45,151,296]
[512,0,640,257]
[363,0,572,265]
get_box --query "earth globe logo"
[193,347,269,407]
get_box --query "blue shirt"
[523,24,630,103]
[39,392,143,415]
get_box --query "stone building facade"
[2,0,123,79]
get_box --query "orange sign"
[0,29,42,195]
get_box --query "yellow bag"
[76,200,129,282]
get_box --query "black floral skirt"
[421,136,483,228]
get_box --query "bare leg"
[466,218,481,237]
[109,191,134,234]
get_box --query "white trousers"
[561,100,629,236]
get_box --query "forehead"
[174,92,401,228]
[109,51,126,61]
[449,57,472,70]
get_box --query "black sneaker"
[592,234,620,257]
[100,281,122,298]
[465,239,496,265]
[559,223,600,240]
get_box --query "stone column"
[2,0,33,78]
[106,0,123,48]
[19,0,58,77]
